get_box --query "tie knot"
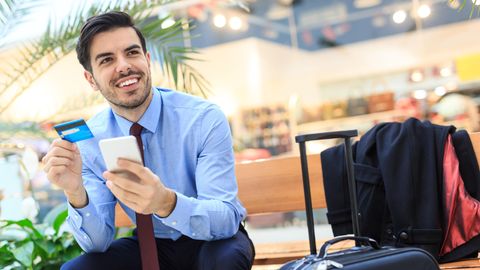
[129,123,143,136]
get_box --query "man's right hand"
[42,139,87,207]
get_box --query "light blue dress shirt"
[66,87,246,252]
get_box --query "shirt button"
[171,221,177,225]
[83,235,88,239]
[192,232,196,236]
[170,230,174,234]
[85,212,91,217]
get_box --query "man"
[42,11,254,270]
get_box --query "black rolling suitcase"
[280,130,439,270]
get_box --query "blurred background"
[1,0,480,246]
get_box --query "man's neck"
[111,92,153,123]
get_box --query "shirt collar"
[112,88,161,135]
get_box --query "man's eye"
[128,50,140,56]
[99,57,112,65]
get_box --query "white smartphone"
[98,136,143,172]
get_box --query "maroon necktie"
[129,123,160,270]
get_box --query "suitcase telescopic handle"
[318,235,381,259]
[295,130,359,255]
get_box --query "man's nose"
[115,56,132,74]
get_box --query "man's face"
[84,27,152,110]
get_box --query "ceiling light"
[440,66,453,77]
[229,16,242,30]
[413,89,427,100]
[161,18,175,29]
[417,4,431,18]
[410,70,424,82]
[434,86,447,96]
[213,14,227,28]
[392,10,407,24]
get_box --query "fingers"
[42,139,78,164]
[105,179,144,212]
[116,159,153,184]
[43,156,73,172]
[106,179,139,198]
[51,138,77,152]
[103,171,143,196]
[46,165,70,184]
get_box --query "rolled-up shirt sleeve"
[66,166,117,252]
[155,105,246,240]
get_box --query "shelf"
[293,110,403,135]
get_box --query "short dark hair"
[76,11,147,72]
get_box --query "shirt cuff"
[67,199,97,229]
[154,192,193,230]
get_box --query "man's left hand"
[103,159,176,217]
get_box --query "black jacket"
[321,118,480,262]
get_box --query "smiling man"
[42,11,254,270]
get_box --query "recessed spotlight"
[410,70,424,82]
[229,16,242,30]
[417,4,431,19]
[440,66,453,77]
[392,10,407,24]
[413,89,427,100]
[213,14,226,28]
[434,86,447,96]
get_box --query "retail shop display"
[367,91,395,113]
[240,105,291,156]
[347,96,369,116]
[321,100,348,120]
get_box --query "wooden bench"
[114,132,480,269]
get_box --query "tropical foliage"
[455,0,480,17]
[0,0,208,120]
[0,209,82,270]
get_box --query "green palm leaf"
[0,0,209,120]
[451,0,480,17]
[0,0,46,44]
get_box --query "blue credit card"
[53,119,94,143]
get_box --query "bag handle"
[296,130,359,255]
[318,235,381,259]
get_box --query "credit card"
[53,119,94,143]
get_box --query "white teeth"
[118,78,138,87]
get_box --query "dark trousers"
[61,226,255,270]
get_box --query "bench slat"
[236,154,325,215]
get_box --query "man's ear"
[146,51,151,68]
[84,70,98,91]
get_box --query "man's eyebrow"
[95,52,113,62]
[125,44,141,52]
[94,45,142,62]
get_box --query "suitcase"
[279,130,439,269]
